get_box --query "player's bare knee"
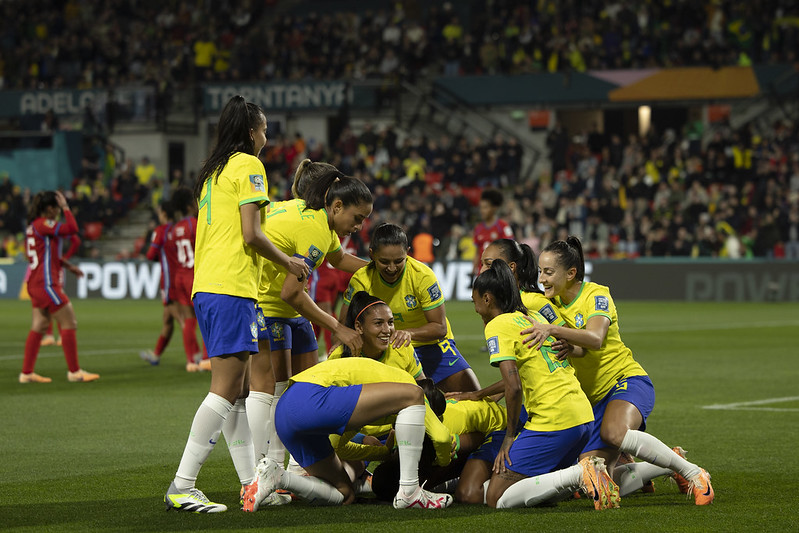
[455,485,483,505]
[599,425,626,448]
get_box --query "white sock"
[613,461,673,496]
[222,398,256,486]
[619,430,701,480]
[496,464,582,508]
[280,469,345,505]
[245,391,273,462]
[174,393,232,491]
[394,404,426,497]
[267,381,288,466]
[482,479,490,504]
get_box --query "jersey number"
[176,239,194,268]
[541,346,569,373]
[198,180,211,224]
[26,237,39,270]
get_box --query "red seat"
[84,222,103,241]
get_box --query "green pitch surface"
[1,299,798,532]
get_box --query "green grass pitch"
[1,298,798,532]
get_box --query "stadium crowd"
[2,0,798,91]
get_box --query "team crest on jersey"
[307,245,323,265]
[427,282,442,301]
[249,174,265,193]
[575,313,584,328]
[250,321,258,340]
[404,294,418,310]
[45,219,56,228]
[539,304,557,323]
[595,295,609,312]
[270,322,285,340]
[487,336,500,355]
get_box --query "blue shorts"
[257,310,318,354]
[193,293,258,357]
[414,338,472,384]
[506,423,591,477]
[582,375,655,454]
[275,382,362,468]
[469,406,528,463]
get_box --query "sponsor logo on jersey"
[487,336,499,355]
[539,304,557,323]
[595,295,609,312]
[249,174,265,192]
[427,282,442,301]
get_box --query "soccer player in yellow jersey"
[242,358,454,510]
[524,236,714,505]
[249,166,372,469]
[165,96,309,513]
[340,223,480,392]
[472,259,620,510]
[327,291,424,379]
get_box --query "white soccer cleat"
[164,482,227,513]
[242,457,284,512]
[393,484,453,509]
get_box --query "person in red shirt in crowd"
[472,188,514,278]
[140,199,180,366]
[167,187,210,372]
[19,190,99,383]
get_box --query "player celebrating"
[164,95,308,513]
[522,236,714,505]
[140,199,179,366]
[340,223,480,392]
[19,190,99,383]
[242,357,454,510]
[472,259,617,510]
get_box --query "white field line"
[0,347,137,361]
[702,396,799,413]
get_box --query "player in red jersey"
[472,188,514,278]
[140,199,180,366]
[38,233,81,346]
[167,187,209,372]
[19,191,99,383]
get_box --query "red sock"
[182,317,200,363]
[22,331,43,374]
[45,323,53,336]
[60,329,80,373]
[154,335,169,356]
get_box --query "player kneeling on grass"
[243,357,455,510]
[472,259,619,509]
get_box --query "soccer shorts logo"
[250,321,258,339]
[270,322,285,341]
[404,294,418,310]
[256,309,266,328]
[594,295,609,312]
[427,282,442,301]
[575,313,584,328]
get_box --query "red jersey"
[169,216,197,276]
[147,223,176,301]
[25,210,79,290]
[473,218,514,260]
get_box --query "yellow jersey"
[486,311,593,432]
[258,198,341,317]
[343,257,452,347]
[192,152,269,300]
[328,344,423,379]
[521,291,565,326]
[290,357,452,466]
[551,281,647,405]
[442,398,507,436]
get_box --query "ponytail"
[543,235,585,281]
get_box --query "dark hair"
[170,187,196,216]
[542,235,585,281]
[301,172,372,212]
[291,159,340,200]
[473,258,528,315]
[489,239,542,294]
[159,198,175,221]
[480,188,504,207]
[341,290,390,357]
[369,223,408,252]
[418,378,446,419]
[28,191,58,222]
[194,95,266,199]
